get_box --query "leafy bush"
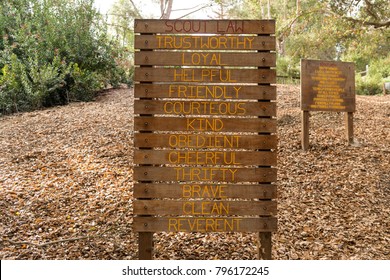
[0,0,129,115]
[356,74,383,95]
[356,55,390,95]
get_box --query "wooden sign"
[133,19,277,260]
[301,59,355,112]
[300,59,356,150]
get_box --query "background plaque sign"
[301,59,355,112]
[300,59,356,150]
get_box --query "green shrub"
[69,63,103,102]
[356,74,383,95]
[0,0,130,115]
[356,55,390,95]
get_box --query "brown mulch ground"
[0,85,389,260]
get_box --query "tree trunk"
[260,0,265,19]
[161,0,174,19]
[267,0,271,19]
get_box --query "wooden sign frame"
[133,19,277,260]
[300,59,356,150]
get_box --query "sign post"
[300,59,356,150]
[133,19,277,259]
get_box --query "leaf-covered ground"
[0,85,389,259]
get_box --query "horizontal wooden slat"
[134,217,277,232]
[134,133,277,149]
[134,100,276,117]
[134,150,276,166]
[134,84,276,100]
[135,51,276,67]
[135,35,276,51]
[134,166,277,182]
[134,200,277,216]
[134,68,276,83]
[135,117,276,133]
[134,183,277,199]
[134,19,275,34]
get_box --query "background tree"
[220,0,389,93]
[0,0,130,114]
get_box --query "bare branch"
[128,0,143,19]
[175,4,212,20]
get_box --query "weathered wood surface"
[134,68,276,84]
[134,117,277,133]
[138,232,153,260]
[134,100,276,117]
[134,166,277,182]
[301,59,355,112]
[135,35,276,51]
[134,19,275,34]
[134,217,277,232]
[301,110,310,151]
[345,112,354,144]
[135,51,276,67]
[134,133,278,149]
[134,84,277,100]
[134,200,277,216]
[134,149,276,166]
[134,183,277,199]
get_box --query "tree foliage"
[0,0,130,114]
[212,0,389,94]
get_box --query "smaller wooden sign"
[300,59,356,149]
[301,59,355,112]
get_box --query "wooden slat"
[135,35,276,51]
[134,166,277,182]
[134,100,276,117]
[134,183,277,199]
[134,68,276,84]
[134,84,276,100]
[134,117,277,133]
[134,133,277,149]
[134,150,276,166]
[134,200,277,216]
[135,51,276,67]
[134,19,275,34]
[134,217,277,232]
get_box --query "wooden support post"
[139,232,153,260]
[138,28,154,260]
[301,110,310,150]
[345,112,354,144]
[258,232,272,260]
